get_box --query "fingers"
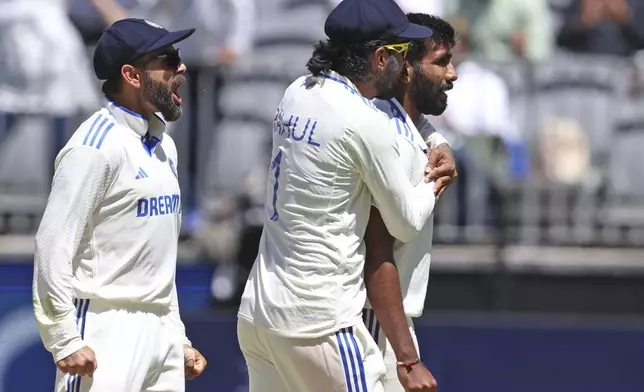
[427,148,441,167]
[425,163,456,182]
[194,354,207,374]
[185,349,207,380]
[434,176,452,197]
[56,347,97,378]
[84,357,97,378]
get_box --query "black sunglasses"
[134,49,182,70]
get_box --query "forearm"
[350,123,436,242]
[33,223,83,362]
[90,0,128,26]
[170,282,191,346]
[364,208,419,361]
[224,0,256,55]
[365,162,436,242]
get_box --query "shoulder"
[371,98,396,119]
[62,109,124,166]
[346,105,398,154]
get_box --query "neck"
[107,92,153,119]
[353,80,378,100]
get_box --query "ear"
[121,65,142,89]
[372,46,389,72]
[402,62,413,84]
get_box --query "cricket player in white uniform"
[237,1,442,391]
[32,19,206,392]
[365,13,459,392]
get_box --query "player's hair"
[405,14,456,64]
[306,39,392,83]
[101,78,121,96]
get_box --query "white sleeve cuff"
[427,132,450,149]
[34,304,84,362]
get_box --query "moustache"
[171,75,186,91]
[441,82,453,92]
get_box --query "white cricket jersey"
[368,98,448,317]
[33,98,189,363]
[238,71,436,338]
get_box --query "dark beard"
[410,63,448,116]
[142,71,184,122]
[374,55,404,100]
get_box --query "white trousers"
[238,316,386,392]
[54,298,185,392]
[362,309,420,392]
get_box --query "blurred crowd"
[1,0,644,301]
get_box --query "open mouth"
[172,88,182,105]
[171,80,183,105]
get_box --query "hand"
[510,30,525,56]
[424,144,457,198]
[602,0,630,24]
[397,362,438,392]
[217,47,238,65]
[56,346,97,377]
[184,345,207,380]
[580,0,606,27]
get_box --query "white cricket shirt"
[237,72,437,338]
[366,98,448,317]
[33,98,189,363]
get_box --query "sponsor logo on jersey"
[136,194,180,217]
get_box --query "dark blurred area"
[1,0,644,390]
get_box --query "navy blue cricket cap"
[93,18,195,80]
[324,0,433,43]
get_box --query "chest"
[114,139,181,218]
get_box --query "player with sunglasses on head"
[32,18,206,392]
[236,0,440,391]
[366,13,459,392]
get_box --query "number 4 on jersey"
[269,151,283,221]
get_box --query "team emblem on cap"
[144,20,164,29]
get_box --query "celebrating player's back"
[237,0,439,391]
[32,19,206,392]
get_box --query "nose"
[177,62,187,75]
[447,62,458,82]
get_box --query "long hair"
[306,39,389,83]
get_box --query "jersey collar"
[388,98,408,122]
[103,96,167,138]
[319,71,379,111]
[320,71,362,96]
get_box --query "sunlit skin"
[394,41,459,197]
[354,46,406,100]
[397,43,458,124]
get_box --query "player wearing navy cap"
[32,18,206,392]
[237,0,439,391]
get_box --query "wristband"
[396,358,422,372]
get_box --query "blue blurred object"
[504,138,530,181]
